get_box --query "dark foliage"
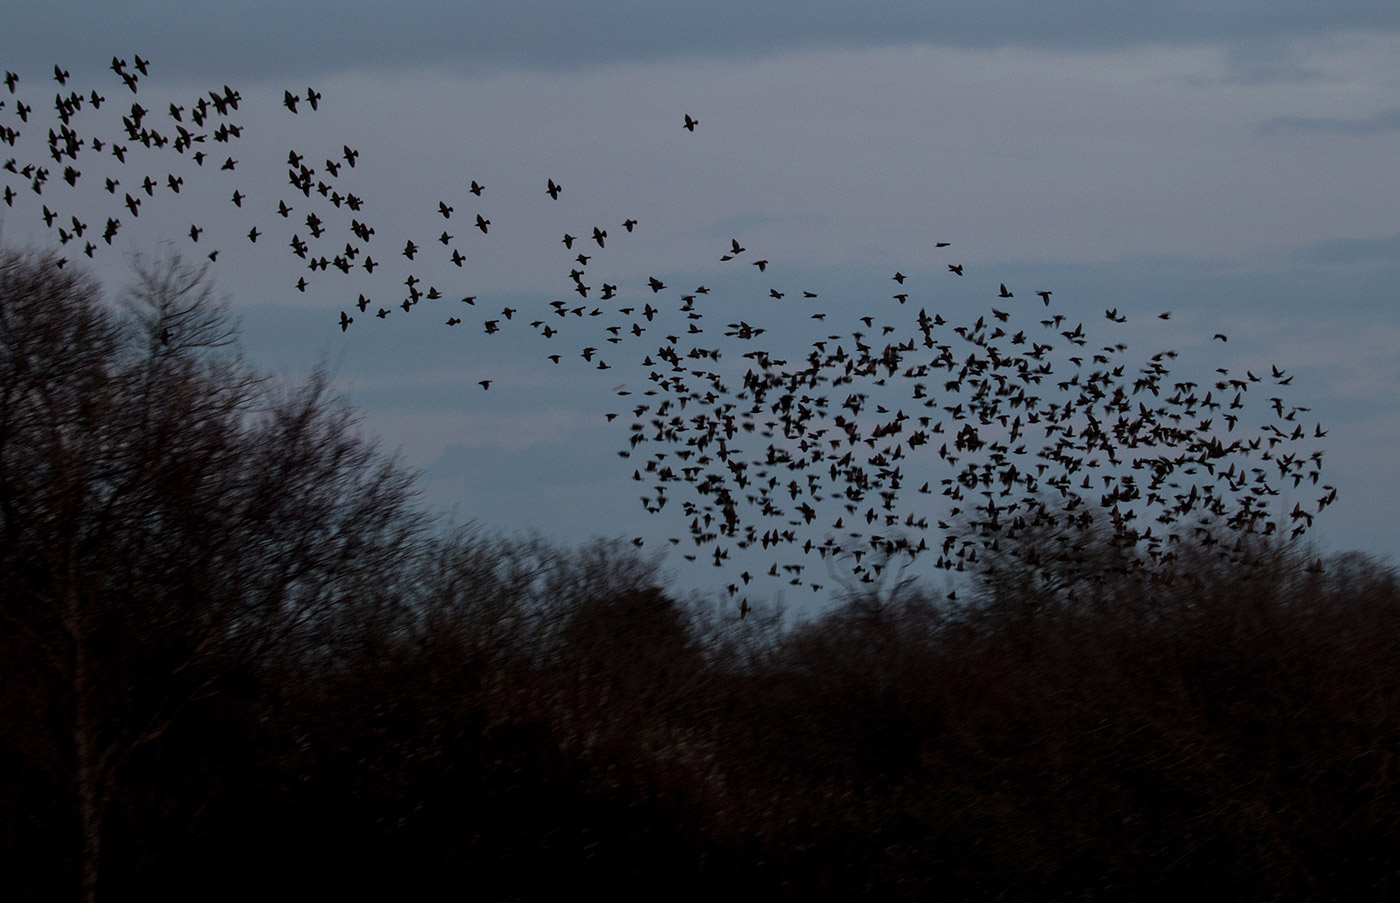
[3,253,1399,901]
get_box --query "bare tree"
[0,249,427,902]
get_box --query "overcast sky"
[3,3,1397,610]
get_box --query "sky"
[3,3,1397,612]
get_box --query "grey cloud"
[4,1,1398,82]
[1258,108,1400,136]
[1308,234,1400,264]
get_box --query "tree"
[0,249,427,902]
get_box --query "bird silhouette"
[0,55,1326,602]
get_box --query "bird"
[683,113,698,131]
[476,214,490,233]
[0,56,1318,600]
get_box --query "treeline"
[4,249,1400,901]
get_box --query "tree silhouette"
[0,249,425,902]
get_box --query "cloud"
[1258,107,1400,136]
[6,1,1398,81]
[1308,234,1400,264]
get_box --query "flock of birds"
[1,57,1333,606]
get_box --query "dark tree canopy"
[0,249,426,903]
